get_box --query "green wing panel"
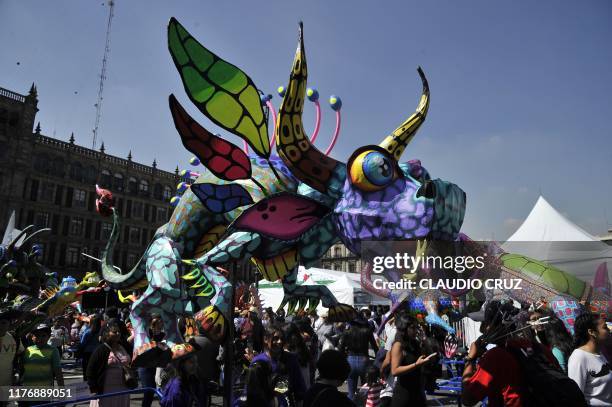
[168,17,270,157]
[501,253,586,298]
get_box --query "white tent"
[257,266,388,313]
[502,196,612,283]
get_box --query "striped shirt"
[360,380,384,407]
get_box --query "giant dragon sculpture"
[96,19,610,367]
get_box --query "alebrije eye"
[349,150,396,192]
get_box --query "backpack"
[506,343,587,407]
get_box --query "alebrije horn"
[274,22,341,194]
[378,67,430,161]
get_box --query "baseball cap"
[33,323,51,334]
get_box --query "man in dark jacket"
[303,349,355,407]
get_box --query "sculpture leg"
[130,237,183,367]
[192,265,233,342]
[280,266,357,322]
[194,231,261,341]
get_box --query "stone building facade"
[0,84,178,279]
[318,242,361,274]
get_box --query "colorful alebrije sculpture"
[0,212,51,301]
[96,19,465,367]
[0,213,103,336]
[96,19,610,366]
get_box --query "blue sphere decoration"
[277,86,286,97]
[329,95,342,111]
[176,182,188,193]
[260,94,272,104]
[306,88,319,102]
[170,196,181,207]
[180,169,189,178]
[189,157,200,166]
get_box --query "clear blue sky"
[1,0,611,240]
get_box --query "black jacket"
[86,343,112,393]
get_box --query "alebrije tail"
[100,208,146,289]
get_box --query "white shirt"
[384,323,397,351]
[0,333,23,386]
[568,348,612,406]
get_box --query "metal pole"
[222,262,236,407]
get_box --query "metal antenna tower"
[92,0,115,150]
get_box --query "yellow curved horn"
[379,67,430,161]
[275,22,340,194]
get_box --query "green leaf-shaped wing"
[168,17,270,158]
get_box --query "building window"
[334,247,341,258]
[163,186,173,201]
[35,212,50,229]
[334,263,342,271]
[102,222,113,239]
[154,183,163,200]
[129,227,140,244]
[132,201,143,218]
[70,217,83,236]
[100,170,111,188]
[127,253,138,268]
[139,180,149,196]
[128,177,138,194]
[50,157,65,177]
[114,173,124,191]
[40,182,55,202]
[348,261,356,273]
[157,207,168,222]
[70,162,83,182]
[73,189,87,208]
[66,247,80,266]
[86,165,98,183]
[34,154,50,172]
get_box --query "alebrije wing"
[232,192,331,241]
[170,95,251,181]
[168,17,270,158]
[191,183,254,214]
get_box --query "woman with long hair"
[283,322,313,388]
[544,315,573,373]
[244,360,276,407]
[160,344,207,407]
[568,313,611,406]
[251,325,306,407]
[86,320,132,407]
[339,315,379,401]
[390,312,435,407]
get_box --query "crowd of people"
[0,300,609,407]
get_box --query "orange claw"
[195,305,226,343]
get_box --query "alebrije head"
[95,184,115,217]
